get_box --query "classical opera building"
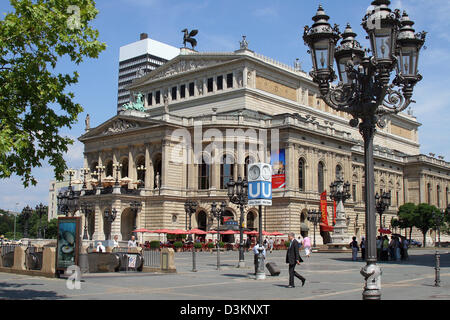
[78,42,450,244]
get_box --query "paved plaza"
[0,248,448,300]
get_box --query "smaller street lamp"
[80,202,94,240]
[96,165,105,190]
[375,191,391,236]
[137,165,146,189]
[307,209,321,249]
[35,203,46,239]
[211,201,226,270]
[81,167,90,190]
[103,208,117,240]
[184,200,198,272]
[21,206,33,238]
[113,163,122,186]
[130,201,142,239]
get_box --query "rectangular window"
[362,186,366,203]
[352,185,357,202]
[148,92,153,106]
[171,86,177,100]
[227,73,233,88]
[155,91,160,104]
[217,75,223,91]
[207,78,213,92]
[189,82,195,96]
[180,84,186,98]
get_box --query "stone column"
[145,144,153,189]
[128,145,134,189]
[161,140,169,191]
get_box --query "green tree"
[0,0,106,186]
[396,203,417,241]
[413,203,438,248]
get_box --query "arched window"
[247,211,257,231]
[220,154,234,189]
[121,158,129,178]
[298,158,305,191]
[105,160,113,177]
[197,211,207,231]
[198,158,210,190]
[427,183,432,205]
[154,155,162,189]
[437,185,441,207]
[318,162,325,194]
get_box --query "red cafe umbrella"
[132,228,152,233]
[270,231,284,236]
[188,228,208,235]
[378,228,392,234]
[167,229,190,235]
[150,229,170,234]
[244,230,259,236]
[220,230,239,235]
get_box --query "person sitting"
[96,241,106,253]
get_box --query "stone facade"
[77,47,450,244]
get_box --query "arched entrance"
[246,211,257,231]
[120,208,135,241]
[221,209,236,243]
[197,210,207,231]
[88,211,96,240]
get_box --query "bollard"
[434,251,440,287]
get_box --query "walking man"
[286,232,306,288]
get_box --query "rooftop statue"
[123,93,145,112]
[182,29,198,50]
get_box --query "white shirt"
[253,244,266,257]
[96,245,106,253]
[128,240,137,247]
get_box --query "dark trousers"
[288,264,305,286]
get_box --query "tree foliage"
[0,208,58,239]
[0,0,106,186]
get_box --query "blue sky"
[0,0,449,212]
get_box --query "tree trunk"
[422,232,426,248]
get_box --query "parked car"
[409,239,422,247]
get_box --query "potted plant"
[150,241,160,250]
[207,242,215,253]
[284,241,290,249]
[174,241,183,252]
[194,242,202,252]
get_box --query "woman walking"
[350,237,359,261]
[303,236,311,258]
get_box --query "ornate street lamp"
[21,205,33,238]
[307,209,321,249]
[130,201,142,239]
[329,177,352,246]
[211,201,226,270]
[81,167,90,190]
[375,191,391,236]
[227,176,248,268]
[113,163,122,186]
[184,200,198,272]
[57,169,80,217]
[103,208,117,240]
[96,165,105,190]
[137,165,146,189]
[35,203,46,239]
[303,1,426,300]
[80,202,94,240]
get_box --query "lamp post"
[184,200,198,272]
[137,165,146,189]
[103,208,117,240]
[329,177,352,246]
[35,203,46,239]
[81,167,90,190]
[113,163,122,186]
[211,201,226,270]
[96,165,105,192]
[21,206,33,238]
[80,202,94,240]
[303,1,426,300]
[130,201,142,239]
[375,191,391,236]
[307,209,321,249]
[57,169,80,217]
[227,176,248,268]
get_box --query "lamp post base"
[237,261,246,268]
[360,263,382,300]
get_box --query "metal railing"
[142,249,160,268]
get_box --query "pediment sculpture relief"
[152,59,224,80]
[102,119,141,135]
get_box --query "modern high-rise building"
[117,33,179,110]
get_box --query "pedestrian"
[285,232,306,288]
[253,240,266,275]
[395,237,401,261]
[376,236,382,260]
[303,235,311,257]
[360,236,366,261]
[96,241,105,253]
[263,238,268,249]
[402,237,409,260]
[350,236,359,261]
[113,235,119,248]
[128,235,137,248]
[269,237,274,253]
[246,237,251,252]
[382,236,389,261]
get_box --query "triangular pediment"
[129,53,241,88]
[79,115,163,141]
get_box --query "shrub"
[174,241,183,248]
[219,241,225,248]
[150,241,160,249]
[207,242,215,248]
[194,242,202,249]
[284,241,290,248]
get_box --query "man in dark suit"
[286,232,306,288]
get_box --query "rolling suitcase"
[265,262,281,276]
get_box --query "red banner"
[333,200,336,226]
[320,191,328,225]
